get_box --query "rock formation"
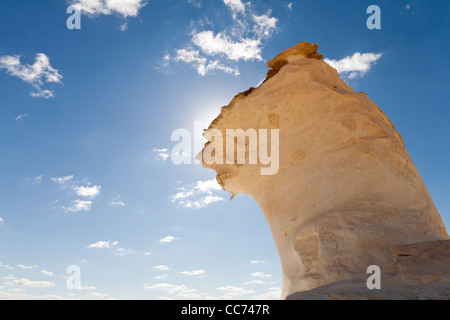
[198,42,450,299]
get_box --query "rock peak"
[199,41,449,299]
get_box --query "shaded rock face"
[199,42,449,299]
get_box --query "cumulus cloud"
[324,52,383,79]
[166,1,278,76]
[172,179,225,209]
[73,185,101,198]
[69,0,147,18]
[0,53,62,98]
[64,199,92,213]
[40,270,54,277]
[180,270,205,276]
[87,240,119,249]
[223,0,246,16]
[6,278,55,288]
[158,236,179,244]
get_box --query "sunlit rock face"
[199,42,449,299]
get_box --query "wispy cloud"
[63,199,92,213]
[15,113,30,122]
[325,52,383,79]
[172,179,225,209]
[40,270,54,277]
[251,272,272,278]
[153,148,170,161]
[153,265,169,271]
[16,264,35,270]
[251,287,281,300]
[143,283,201,298]
[0,262,13,270]
[216,286,254,298]
[250,260,266,264]
[243,280,264,285]
[158,236,179,244]
[6,278,55,288]
[0,217,4,225]
[0,53,62,98]
[166,1,278,76]
[180,270,205,276]
[51,175,74,184]
[69,0,147,18]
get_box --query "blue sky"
[0,0,448,299]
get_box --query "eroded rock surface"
[199,42,449,299]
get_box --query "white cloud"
[70,0,147,18]
[251,287,281,300]
[251,272,272,278]
[244,280,264,285]
[216,286,254,297]
[64,200,92,213]
[0,262,13,270]
[187,0,201,8]
[40,270,54,277]
[51,175,74,184]
[143,252,152,256]
[0,53,62,98]
[154,274,168,280]
[192,31,262,62]
[223,0,246,15]
[143,283,187,295]
[153,148,170,161]
[27,175,43,184]
[6,278,55,288]
[252,11,278,38]
[153,265,170,271]
[145,284,202,299]
[16,264,34,270]
[174,49,240,76]
[172,179,226,209]
[73,185,101,198]
[405,4,411,10]
[166,1,278,76]
[111,194,125,206]
[288,3,293,10]
[87,240,119,249]
[324,52,383,79]
[180,270,205,276]
[158,236,179,244]
[15,113,30,122]
[113,247,134,256]
[250,260,266,264]
[0,217,4,224]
